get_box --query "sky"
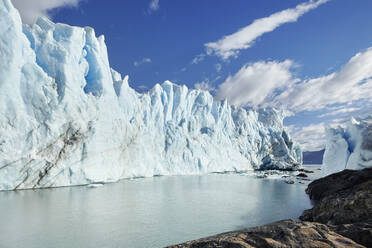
[12,0,372,151]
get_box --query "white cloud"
[215,60,298,107]
[330,118,349,126]
[317,107,361,118]
[216,47,372,116]
[148,0,160,13]
[191,54,206,65]
[12,0,82,24]
[205,0,329,60]
[275,47,372,112]
[288,123,326,151]
[134,58,152,67]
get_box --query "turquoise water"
[0,166,320,248]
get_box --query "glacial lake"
[0,165,321,248]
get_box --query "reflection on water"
[0,166,320,248]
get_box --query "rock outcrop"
[167,219,364,248]
[300,168,372,247]
[328,223,372,248]
[300,168,372,224]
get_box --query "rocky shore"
[300,168,372,247]
[168,168,372,248]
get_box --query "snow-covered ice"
[0,0,302,190]
[322,116,372,176]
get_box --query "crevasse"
[0,0,302,191]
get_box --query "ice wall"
[322,116,372,176]
[0,0,302,190]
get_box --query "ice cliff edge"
[0,0,302,190]
[322,116,372,176]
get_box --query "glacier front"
[322,116,372,176]
[0,0,302,191]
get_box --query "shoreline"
[167,168,372,248]
[1,165,319,192]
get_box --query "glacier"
[322,116,372,176]
[0,0,302,191]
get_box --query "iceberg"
[0,0,302,190]
[322,116,372,176]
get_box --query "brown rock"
[167,220,365,248]
[300,168,372,247]
[329,222,372,248]
[300,168,372,225]
[304,168,372,201]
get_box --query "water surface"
[0,166,320,248]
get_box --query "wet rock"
[285,179,295,184]
[298,178,311,181]
[167,220,364,248]
[296,173,308,178]
[298,169,314,173]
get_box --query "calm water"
[0,166,320,248]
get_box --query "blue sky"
[12,0,372,151]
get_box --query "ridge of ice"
[0,0,302,190]
[322,115,372,176]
